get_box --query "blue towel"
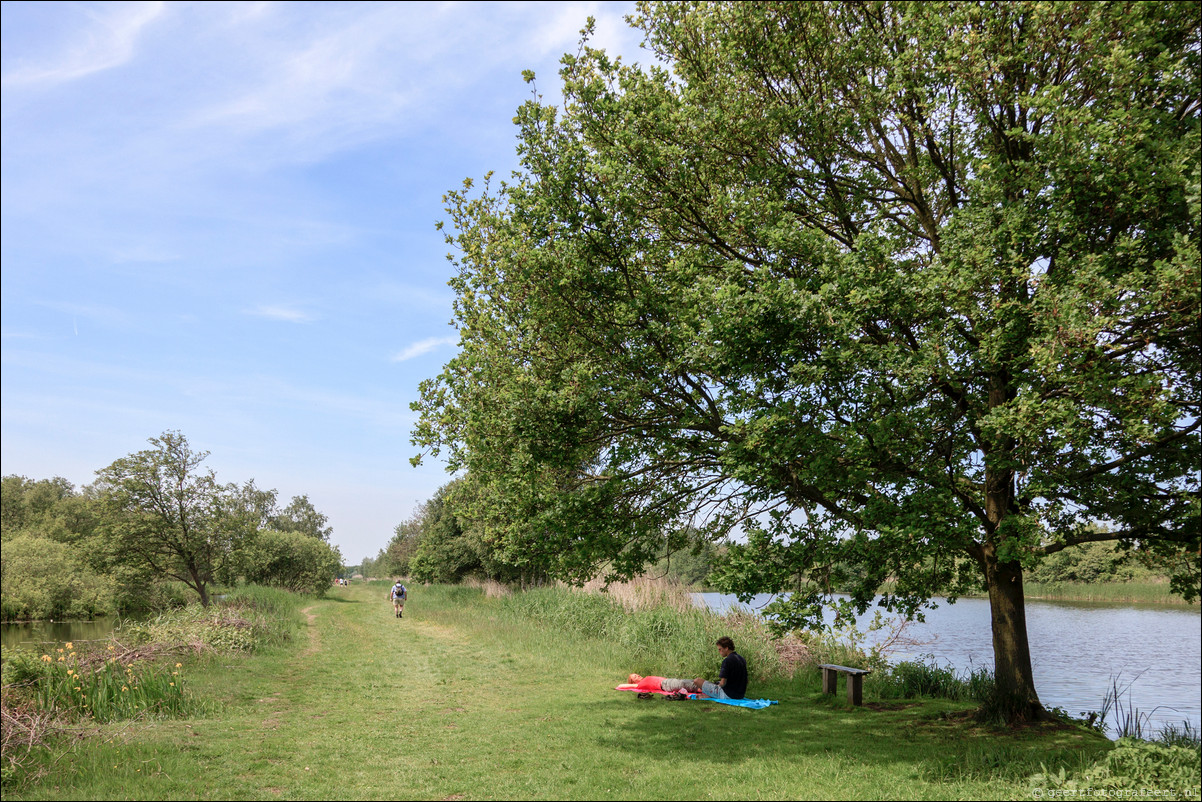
[706,697,779,709]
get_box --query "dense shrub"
[1031,739,1201,800]
[0,535,115,621]
[239,529,341,596]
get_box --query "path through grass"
[9,582,1110,800]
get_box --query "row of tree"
[365,479,548,586]
[369,475,1177,594]
[409,1,1200,723]
[1,431,342,620]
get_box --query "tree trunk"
[982,545,1048,721]
[190,567,210,607]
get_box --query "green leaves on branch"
[412,1,1200,712]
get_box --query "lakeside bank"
[7,580,1165,800]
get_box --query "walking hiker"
[390,580,407,618]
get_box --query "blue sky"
[1,1,642,564]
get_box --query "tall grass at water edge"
[872,658,996,704]
[498,579,789,682]
[1097,672,1202,748]
[117,584,303,653]
[497,576,950,687]
[981,580,1193,605]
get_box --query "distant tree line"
[366,480,1181,594]
[1,431,342,620]
[365,477,723,588]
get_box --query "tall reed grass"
[499,581,787,681]
[1098,672,1202,746]
[1004,581,1190,605]
[873,658,995,703]
[119,584,302,652]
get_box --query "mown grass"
[1,580,1128,801]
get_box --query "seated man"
[694,636,748,700]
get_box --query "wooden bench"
[818,664,872,706]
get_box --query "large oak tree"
[413,1,1200,719]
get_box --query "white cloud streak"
[247,305,318,323]
[1,1,166,89]
[392,336,458,362]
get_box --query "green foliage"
[649,535,721,588]
[874,659,995,703]
[413,0,1201,715]
[90,431,336,609]
[1,646,49,686]
[397,479,548,585]
[271,493,334,541]
[0,475,78,537]
[238,529,342,595]
[1031,739,1201,800]
[94,431,253,607]
[1030,540,1168,584]
[38,656,193,723]
[3,643,199,724]
[0,534,115,621]
[406,487,479,584]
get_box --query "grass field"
[4,581,1117,800]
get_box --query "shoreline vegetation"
[4,580,1198,799]
[988,580,1194,606]
[876,580,1197,607]
[1,577,1193,631]
[682,579,1196,607]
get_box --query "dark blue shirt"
[720,652,748,699]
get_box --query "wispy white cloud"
[392,336,458,363]
[247,304,317,323]
[1,1,644,562]
[527,2,640,60]
[1,1,166,89]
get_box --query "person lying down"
[616,674,705,696]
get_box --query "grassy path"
[12,583,1109,800]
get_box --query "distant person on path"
[390,580,407,618]
[695,636,747,700]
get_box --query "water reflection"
[2,618,122,650]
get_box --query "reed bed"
[1021,581,1194,605]
[460,576,513,598]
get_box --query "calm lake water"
[696,592,1201,737]
[1,618,123,650]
